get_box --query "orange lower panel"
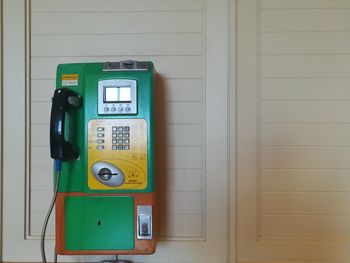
[55,192,156,255]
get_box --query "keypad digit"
[111,126,131,150]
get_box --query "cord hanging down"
[41,160,62,263]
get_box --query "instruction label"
[62,74,79,86]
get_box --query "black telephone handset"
[50,88,82,161]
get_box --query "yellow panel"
[88,119,148,190]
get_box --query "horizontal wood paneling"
[30,102,53,124]
[159,191,203,215]
[31,56,203,80]
[261,192,350,215]
[158,124,203,146]
[31,80,54,101]
[31,190,53,213]
[261,124,350,146]
[32,123,203,147]
[260,78,350,101]
[30,190,203,237]
[33,146,203,169]
[29,0,206,241]
[31,190,202,215]
[158,214,203,238]
[32,12,202,35]
[260,147,350,169]
[32,101,203,124]
[158,169,203,192]
[257,0,350,247]
[163,102,203,124]
[31,124,49,146]
[31,0,203,13]
[260,9,350,32]
[261,32,350,55]
[31,78,203,102]
[30,212,55,236]
[30,168,52,191]
[261,169,350,192]
[261,0,350,9]
[158,146,203,169]
[31,147,51,169]
[261,215,350,239]
[31,167,203,192]
[260,55,350,77]
[30,212,203,238]
[32,34,203,57]
[261,102,350,123]
[156,79,203,102]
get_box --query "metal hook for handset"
[120,60,137,68]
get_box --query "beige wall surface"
[2,0,230,262]
[237,0,350,262]
[29,0,205,240]
[5,0,350,262]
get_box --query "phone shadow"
[154,73,169,241]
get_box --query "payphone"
[45,60,155,259]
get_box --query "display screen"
[104,86,131,103]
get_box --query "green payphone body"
[49,61,155,255]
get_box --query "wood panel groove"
[32,12,203,34]
[258,0,350,246]
[31,0,203,13]
[261,122,350,124]
[260,8,350,10]
[260,9,350,32]
[239,0,350,260]
[261,30,350,33]
[261,76,350,79]
[25,0,225,255]
[260,54,350,56]
[31,54,204,58]
[32,10,203,14]
[260,168,350,170]
[261,0,350,9]
[32,32,203,36]
[260,100,350,102]
[261,145,350,148]
[260,191,350,194]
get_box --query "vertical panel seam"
[24,0,32,239]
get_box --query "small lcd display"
[104,86,131,103]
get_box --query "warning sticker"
[62,74,79,86]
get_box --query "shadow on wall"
[153,73,169,239]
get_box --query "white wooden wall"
[237,0,350,262]
[260,0,350,241]
[29,0,205,240]
[2,0,229,262]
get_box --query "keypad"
[94,125,131,150]
[112,126,131,150]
